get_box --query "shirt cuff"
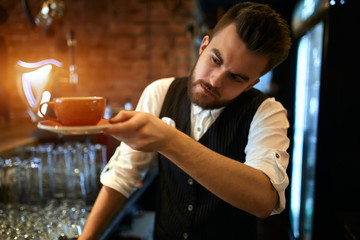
[245,149,289,214]
[100,144,156,198]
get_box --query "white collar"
[191,104,225,119]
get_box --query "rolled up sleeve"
[100,143,156,197]
[244,98,290,214]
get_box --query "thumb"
[109,110,135,123]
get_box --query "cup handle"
[38,101,57,122]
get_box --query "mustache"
[194,80,221,98]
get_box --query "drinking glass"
[52,146,71,199]
[19,159,30,204]
[73,143,92,202]
[65,144,86,201]
[28,157,43,204]
[93,144,107,191]
[35,143,55,199]
[2,157,21,203]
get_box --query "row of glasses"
[0,142,107,205]
[0,157,42,204]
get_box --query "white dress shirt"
[101,77,290,214]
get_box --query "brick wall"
[0,0,195,121]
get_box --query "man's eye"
[211,56,221,65]
[230,73,243,82]
[230,73,238,80]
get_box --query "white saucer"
[37,119,111,135]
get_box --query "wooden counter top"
[0,120,38,156]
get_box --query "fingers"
[109,110,135,123]
[104,111,147,138]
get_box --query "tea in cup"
[39,97,106,126]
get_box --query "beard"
[187,60,233,110]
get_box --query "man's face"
[188,23,269,109]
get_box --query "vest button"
[183,233,189,239]
[187,178,193,185]
[188,204,193,211]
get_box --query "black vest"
[155,77,268,240]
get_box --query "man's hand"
[103,111,176,152]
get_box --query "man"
[80,2,291,239]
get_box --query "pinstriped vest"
[155,77,268,240]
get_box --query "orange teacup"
[39,97,106,126]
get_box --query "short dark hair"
[212,2,291,75]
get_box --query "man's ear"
[245,79,260,91]
[199,35,210,55]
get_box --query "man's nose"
[209,69,226,88]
